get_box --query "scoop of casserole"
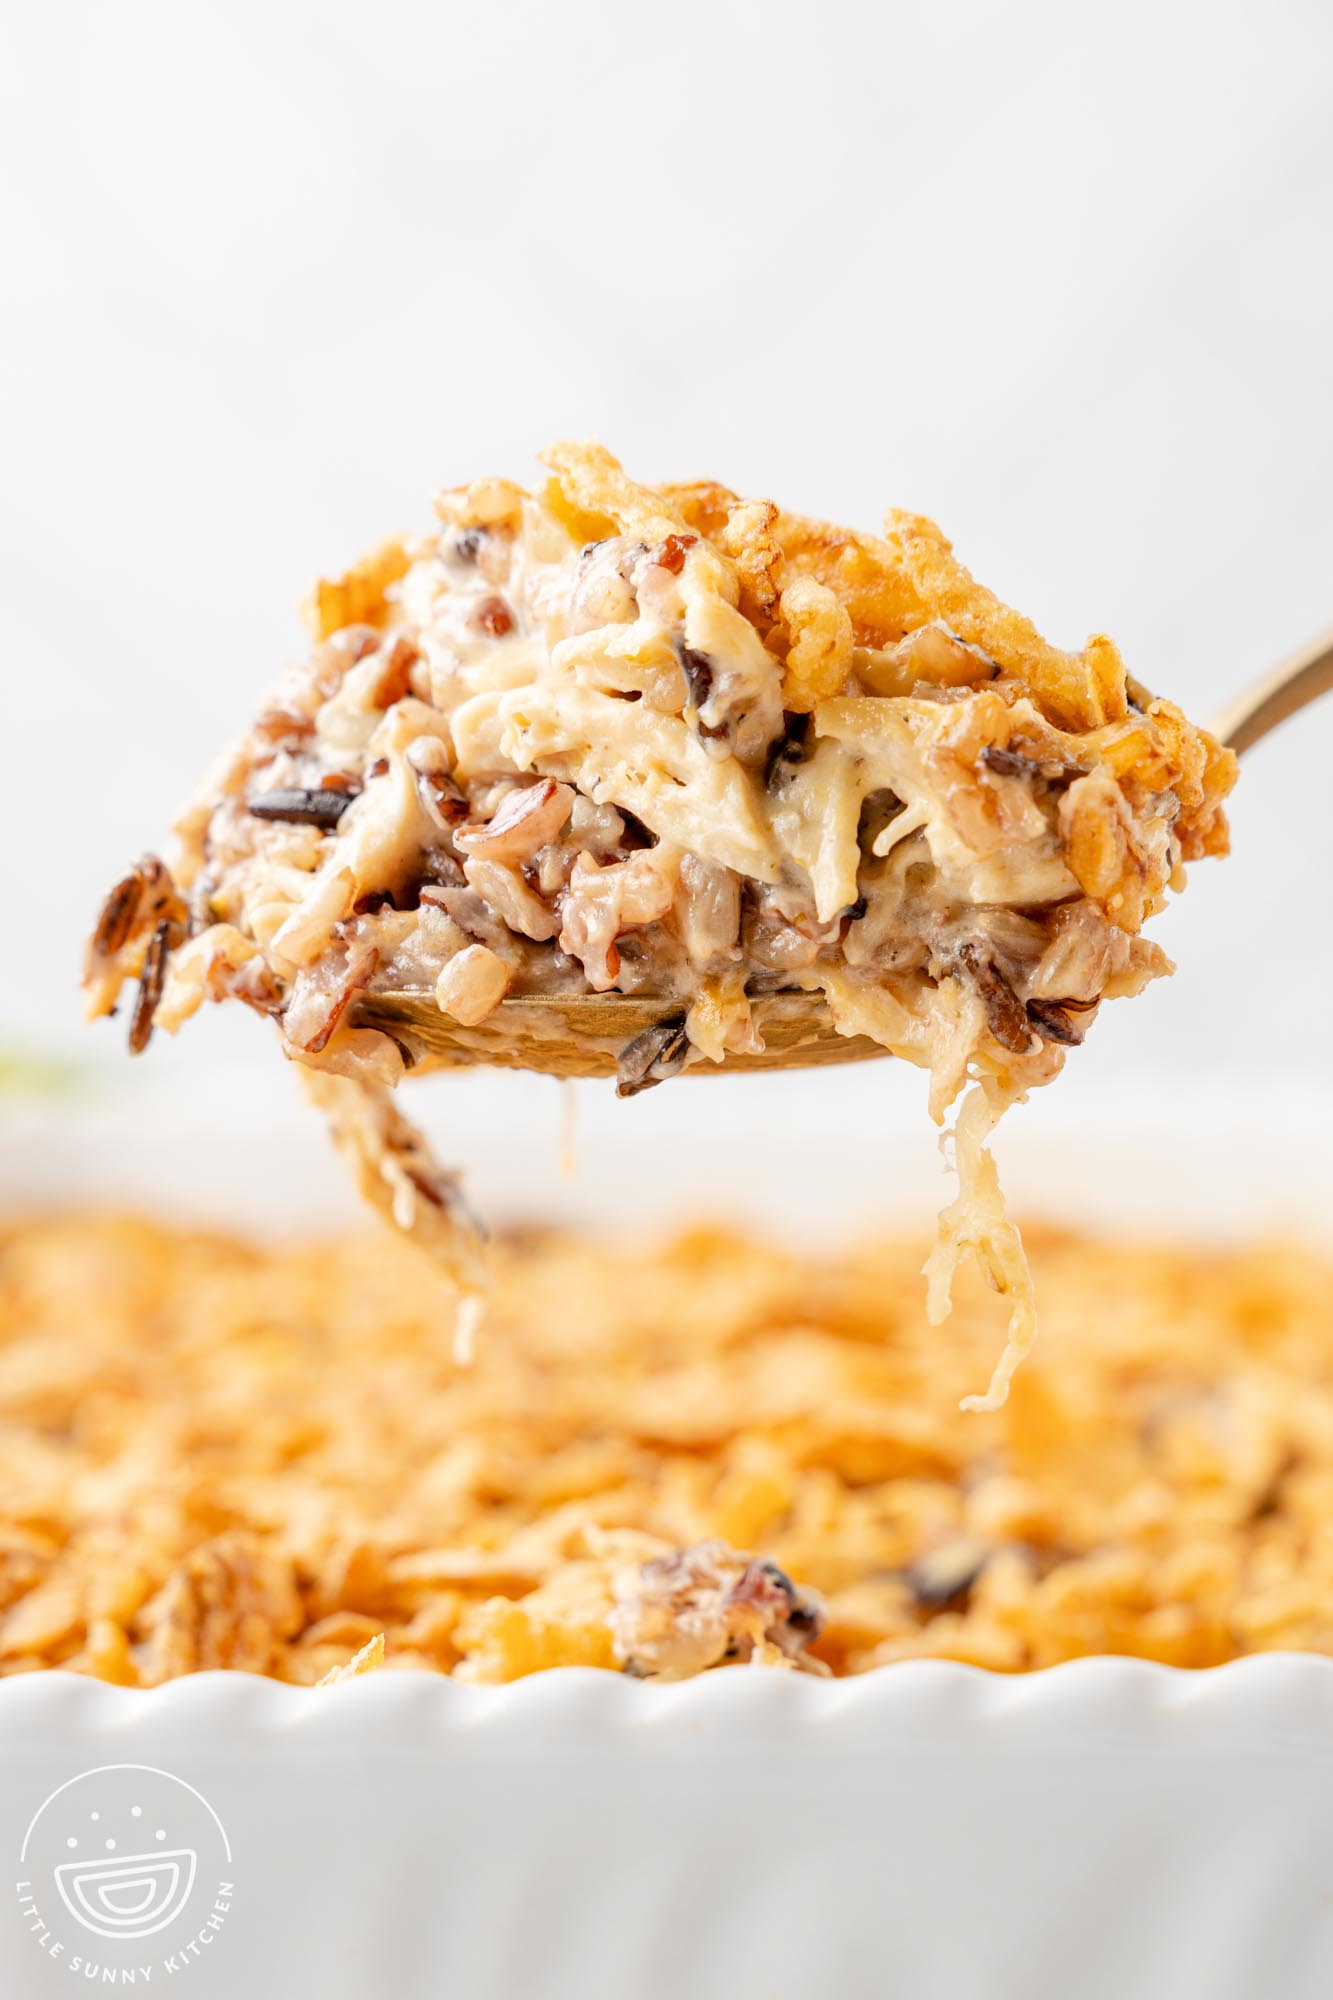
[84,443,1235,1405]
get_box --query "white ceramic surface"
[3,1662,1333,2000]
[4,1062,1332,1240]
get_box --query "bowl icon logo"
[55,1843,198,1940]
[18,1763,234,1967]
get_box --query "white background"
[3,0,1331,1167]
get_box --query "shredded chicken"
[610,1542,825,1679]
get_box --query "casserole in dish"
[0,1078,1328,1997]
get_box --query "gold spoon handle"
[1209,625,1333,753]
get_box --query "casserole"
[0,1072,1329,1998]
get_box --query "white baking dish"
[2,1064,1331,2000]
[4,1661,1333,2000]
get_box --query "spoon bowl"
[354,989,884,1081]
[354,626,1333,1081]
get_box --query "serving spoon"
[353,626,1333,1081]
